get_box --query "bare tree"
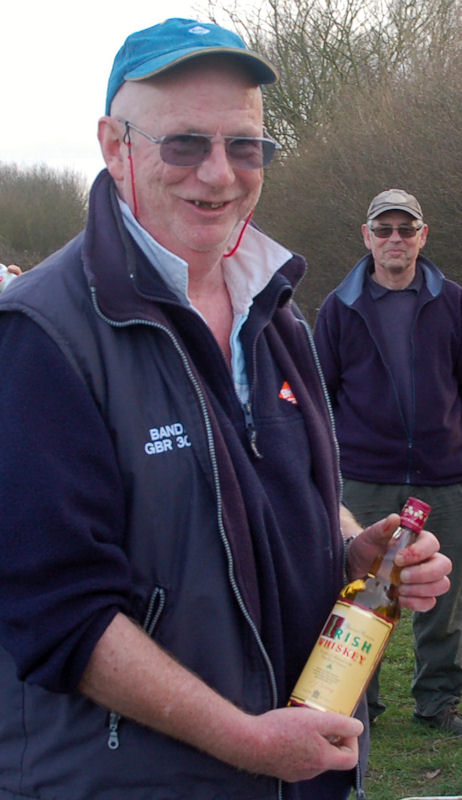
[205,0,462,320]
[208,0,462,147]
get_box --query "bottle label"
[289,599,394,716]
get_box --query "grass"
[355,609,462,799]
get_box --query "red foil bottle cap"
[400,497,432,532]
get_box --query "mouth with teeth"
[191,200,227,209]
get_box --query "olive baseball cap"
[106,17,279,113]
[367,189,423,221]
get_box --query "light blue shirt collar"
[119,198,191,306]
[118,198,292,402]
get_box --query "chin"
[386,265,407,273]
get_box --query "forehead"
[373,210,416,224]
[118,59,263,133]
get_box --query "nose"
[195,141,235,186]
[389,228,404,243]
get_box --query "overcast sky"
[3,0,212,185]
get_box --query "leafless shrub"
[0,163,88,269]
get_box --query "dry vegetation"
[0,163,88,269]
[212,0,462,320]
[3,0,462,322]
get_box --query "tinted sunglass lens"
[160,134,276,169]
[399,226,419,238]
[161,135,210,166]
[231,139,276,168]
[372,225,419,238]
[227,139,263,168]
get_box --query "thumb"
[367,512,401,547]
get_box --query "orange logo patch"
[279,381,298,405]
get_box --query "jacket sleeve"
[313,295,342,403]
[0,312,131,692]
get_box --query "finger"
[399,552,452,584]
[395,531,440,567]
[399,575,451,598]
[322,728,361,769]
[367,513,401,547]
[394,529,441,566]
[399,595,437,612]
[316,711,364,741]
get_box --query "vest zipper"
[106,587,167,749]
[91,291,279,746]
[300,317,342,491]
[242,402,263,459]
[107,711,121,750]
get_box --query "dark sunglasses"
[367,221,424,239]
[119,120,281,169]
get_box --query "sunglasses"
[119,120,281,170]
[367,221,424,239]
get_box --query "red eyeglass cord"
[126,135,253,258]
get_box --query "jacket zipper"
[300,317,342,489]
[354,760,367,799]
[107,711,120,750]
[300,315,363,800]
[107,587,166,749]
[91,291,279,749]
[242,401,263,458]
[343,291,434,485]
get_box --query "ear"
[361,223,372,250]
[97,117,125,181]
[418,223,429,250]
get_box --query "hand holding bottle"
[345,509,452,612]
[289,498,452,717]
[235,705,363,782]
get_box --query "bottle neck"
[368,524,419,585]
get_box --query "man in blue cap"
[0,20,450,800]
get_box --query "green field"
[357,609,462,799]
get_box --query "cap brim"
[124,46,278,85]
[369,203,422,219]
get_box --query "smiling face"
[102,58,264,268]
[361,210,428,288]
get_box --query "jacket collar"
[83,169,306,323]
[335,252,445,307]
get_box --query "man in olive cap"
[315,188,462,734]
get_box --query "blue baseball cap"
[105,18,279,114]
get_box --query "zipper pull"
[107,711,120,750]
[243,402,263,459]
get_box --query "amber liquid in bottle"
[288,497,431,717]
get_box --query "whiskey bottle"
[288,496,431,716]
